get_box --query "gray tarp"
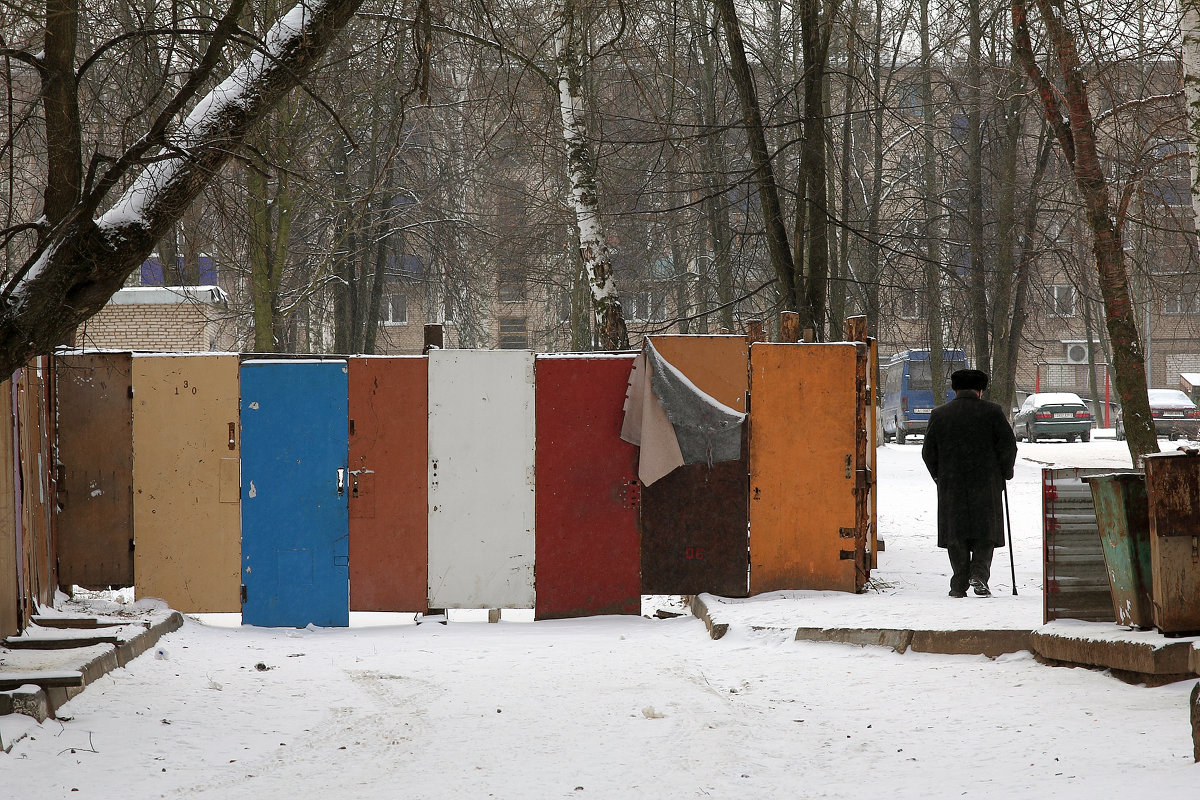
[620,340,746,486]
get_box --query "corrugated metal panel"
[1042,467,1115,624]
[535,355,640,619]
[132,355,241,612]
[56,353,134,588]
[639,337,749,596]
[428,350,535,609]
[749,344,865,593]
[1143,451,1200,634]
[348,356,428,613]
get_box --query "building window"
[629,287,668,322]
[498,269,526,303]
[897,289,921,320]
[386,291,408,325]
[897,81,923,118]
[499,317,528,349]
[443,291,457,324]
[1049,284,1076,317]
[1164,290,1200,315]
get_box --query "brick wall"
[77,303,232,351]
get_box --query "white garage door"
[427,349,536,609]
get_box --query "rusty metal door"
[56,353,134,588]
[749,343,869,593]
[639,336,748,596]
[1143,451,1200,634]
[535,355,640,619]
[427,349,535,609]
[16,361,55,611]
[348,356,428,613]
[132,355,241,612]
[0,375,16,635]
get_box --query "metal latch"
[622,479,641,509]
[337,468,345,496]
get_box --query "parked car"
[1013,392,1093,442]
[1114,389,1200,441]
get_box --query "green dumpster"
[1083,472,1154,629]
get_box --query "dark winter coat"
[921,393,1018,548]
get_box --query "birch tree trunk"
[1012,0,1158,461]
[1182,1,1200,235]
[555,0,628,351]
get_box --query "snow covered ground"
[5,430,1199,798]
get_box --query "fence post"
[423,324,443,355]
[779,312,799,343]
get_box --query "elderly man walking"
[921,369,1018,598]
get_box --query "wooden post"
[746,319,765,345]
[845,315,867,343]
[423,324,443,355]
[802,328,815,343]
[779,312,799,343]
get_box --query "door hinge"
[240,584,247,605]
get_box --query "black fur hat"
[950,368,988,392]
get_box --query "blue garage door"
[240,360,349,627]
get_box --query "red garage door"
[348,356,428,612]
[535,355,640,619]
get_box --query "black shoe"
[970,578,991,597]
[949,589,967,598]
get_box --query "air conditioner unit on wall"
[1065,343,1089,364]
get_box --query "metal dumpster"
[1142,450,1200,635]
[1082,472,1153,629]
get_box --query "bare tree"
[0,0,365,377]
[1012,0,1158,459]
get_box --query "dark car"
[1115,389,1200,441]
[1013,392,1093,442]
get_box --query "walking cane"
[1003,483,1017,596]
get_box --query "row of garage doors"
[55,336,875,627]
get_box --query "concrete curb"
[690,594,1032,658]
[2,610,184,737]
[1029,627,1197,684]
[42,611,184,714]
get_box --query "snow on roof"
[107,285,228,306]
